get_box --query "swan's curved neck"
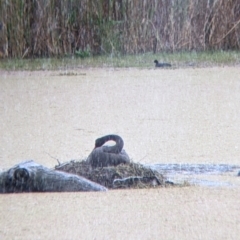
[95,135,124,153]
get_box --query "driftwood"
[0,160,107,193]
[56,160,166,189]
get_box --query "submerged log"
[113,176,161,189]
[0,160,107,193]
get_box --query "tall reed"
[0,0,239,58]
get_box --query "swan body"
[87,135,130,168]
[154,60,171,68]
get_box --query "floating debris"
[54,72,86,76]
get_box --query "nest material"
[55,160,166,189]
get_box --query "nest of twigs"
[55,159,166,189]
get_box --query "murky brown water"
[1,67,240,169]
[1,67,240,239]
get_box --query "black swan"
[154,60,171,68]
[86,134,130,168]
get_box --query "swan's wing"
[101,145,120,154]
[120,149,130,160]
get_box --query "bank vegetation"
[0,0,239,58]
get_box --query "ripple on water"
[149,163,240,175]
[147,163,240,188]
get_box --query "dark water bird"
[154,60,171,68]
[86,134,130,168]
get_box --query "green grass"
[0,50,239,70]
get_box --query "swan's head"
[154,60,158,64]
[94,137,106,148]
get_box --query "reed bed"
[0,0,239,58]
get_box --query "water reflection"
[148,163,240,187]
[149,163,240,175]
